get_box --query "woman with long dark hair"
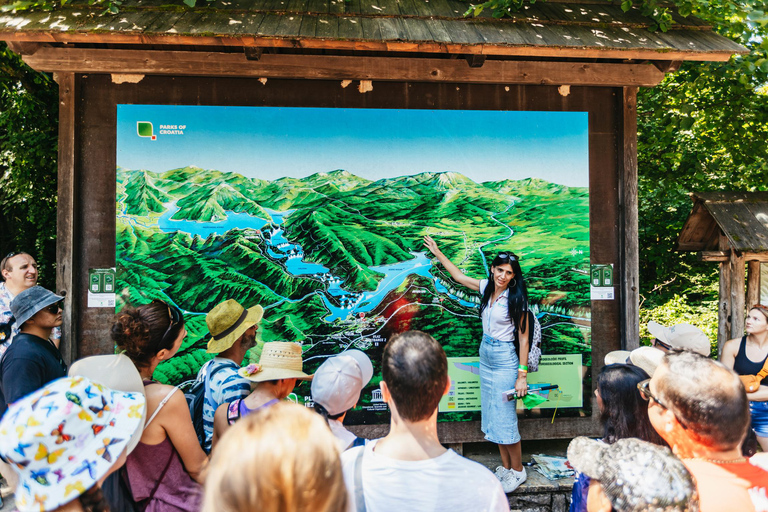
[111,300,207,512]
[570,363,666,512]
[423,235,530,493]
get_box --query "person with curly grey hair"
[567,436,699,512]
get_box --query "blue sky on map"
[117,105,589,188]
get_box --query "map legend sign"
[439,357,482,412]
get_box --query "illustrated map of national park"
[116,105,591,424]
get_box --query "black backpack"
[180,361,227,449]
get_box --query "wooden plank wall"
[72,74,623,440]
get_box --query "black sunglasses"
[45,302,63,315]
[653,338,673,351]
[151,299,183,345]
[497,252,517,262]
[637,379,688,429]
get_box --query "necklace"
[684,456,746,464]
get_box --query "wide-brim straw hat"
[238,341,312,383]
[604,350,631,366]
[206,299,264,354]
[628,346,665,377]
[68,353,146,454]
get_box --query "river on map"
[154,202,477,322]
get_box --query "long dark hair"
[598,364,666,446]
[479,252,529,334]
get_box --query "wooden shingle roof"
[0,0,746,61]
[677,192,768,253]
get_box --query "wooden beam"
[55,72,78,364]
[22,48,665,86]
[748,260,761,309]
[0,31,739,62]
[699,250,730,262]
[730,250,746,340]
[5,41,45,55]
[699,250,768,263]
[620,86,640,350]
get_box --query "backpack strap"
[350,436,366,448]
[226,399,242,426]
[353,446,367,512]
[143,385,179,430]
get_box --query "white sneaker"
[501,467,527,493]
[494,465,509,480]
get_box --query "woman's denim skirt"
[480,333,521,445]
[751,401,768,437]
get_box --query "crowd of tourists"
[1,249,768,512]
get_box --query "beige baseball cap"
[647,321,711,356]
[628,346,665,377]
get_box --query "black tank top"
[733,336,768,385]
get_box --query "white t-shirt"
[479,279,515,341]
[341,439,510,512]
[328,418,358,451]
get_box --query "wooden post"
[717,233,732,353]
[55,72,78,364]
[730,251,746,341]
[620,87,640,350]
[748,260,761,309]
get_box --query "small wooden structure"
[677,192,768,350]
[0,0,745,441]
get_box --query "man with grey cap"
[567,436,699,512]
[311,349,373,450]
[0,286,67,416]
[197,298,263,453]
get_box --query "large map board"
[116,105,592,424]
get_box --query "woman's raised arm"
[423,235,481,291]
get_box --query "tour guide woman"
[424,235,530,493]
[722,304,768,451]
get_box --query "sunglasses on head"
[44,302,63,315]
[151,299,183,345]
[497,252,516,262]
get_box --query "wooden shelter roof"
[677,192,768,253]
[0,0,746,61]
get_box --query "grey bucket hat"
[10,286,64,327]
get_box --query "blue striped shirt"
[201,358,251,453]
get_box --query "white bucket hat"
[0,376,145,512]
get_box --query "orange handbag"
[740,359,768,393]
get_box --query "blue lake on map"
[155,204,477,322]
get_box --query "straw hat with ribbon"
[206,299,264,354]
[238,342,312,383]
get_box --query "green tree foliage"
[0,42,58,289]
[637,0,768,323]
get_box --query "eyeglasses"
[45,302,63,315]
[637,379,688,429]
[151,299,183,345]
[653,338,672,351]
[497,252,517,262]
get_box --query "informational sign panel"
[88,268,116,308]
[116,105,591,424]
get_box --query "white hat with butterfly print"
[0,375,145,512]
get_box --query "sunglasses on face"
[151,299,183,345]
[45,302,63,315]
[637,379,689,429]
